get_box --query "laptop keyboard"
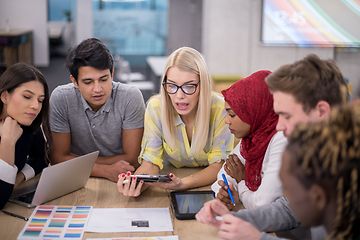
[14,191,35,204]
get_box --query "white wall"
[167,0,203,54]
[0,0,49,66]
[202,0,360,97]
[75,0,93,45]
[202,0,250,76]
[202,0,333,76]
[336,50,360,97]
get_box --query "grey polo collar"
[79,89,113,113]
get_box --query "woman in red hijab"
[211,70,287,210]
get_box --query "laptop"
[9,150,99,208]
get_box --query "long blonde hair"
[160,47,213,157]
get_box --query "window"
[48,0,72,22]
[93,0,168,55]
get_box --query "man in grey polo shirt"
[50,38,145,182]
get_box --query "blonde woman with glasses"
[117,47,233,196]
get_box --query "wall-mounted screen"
[261,0,360,47]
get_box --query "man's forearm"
[50,152,79,164]
[259,232,289,240]
[233,197,299,232]
[90,163,108,179]
[97,155,140,168]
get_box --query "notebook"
[9,151,99,208]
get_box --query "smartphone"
[130,174,171,183]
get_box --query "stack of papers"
[86,208,173,232]
[87,237,178,240]
[17,206,174,239]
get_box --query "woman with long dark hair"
[0,63,52,209]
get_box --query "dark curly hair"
[287,104,360,239]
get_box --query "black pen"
[2,210,28,221]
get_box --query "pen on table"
[2,210,28,221]
[221,173,236,206]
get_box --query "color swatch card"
[17,205,92,240]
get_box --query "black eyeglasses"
[162,81,200,95]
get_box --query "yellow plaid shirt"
[139,93,234,169]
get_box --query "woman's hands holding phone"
[117,172,145,197]
[117,160,166,197]
[148,173,182,190]
[117,172,178,197]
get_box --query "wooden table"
[0,164,220,240]
[0,29,33,68]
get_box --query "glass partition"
[93,0,168,56]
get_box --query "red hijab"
[221,70,278,191]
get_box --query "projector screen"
[261,0,360,47]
